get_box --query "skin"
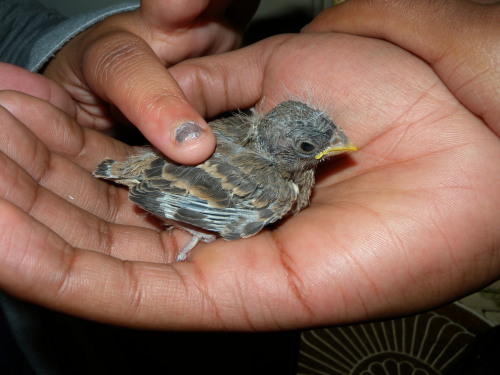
[42,0,259,164]
[0,0,498,330]
[303,0,500,136]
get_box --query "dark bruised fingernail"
[174,121,203,145]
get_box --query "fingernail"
[174,121,203,145]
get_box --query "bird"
[93,100,356,261]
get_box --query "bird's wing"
[209,112,255,145]
[128,142,298,239]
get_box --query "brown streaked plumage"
[93,100,356,261]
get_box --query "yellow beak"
[314,141,357,160]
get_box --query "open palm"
[1,33,498,330]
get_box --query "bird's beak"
[314,140,357,160]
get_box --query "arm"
[0,0,65,68]
[0,0,139,71]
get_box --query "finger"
[0,193,225,329]
[0,92,136,225]
[140,0,260,31]
[0,90,130,171]
[85,29,216,164]
[169,35,291,117]
[0,100,131,228]
[303,0,500,135]
[140,0,259,60]
[0,199,308,330]
[50,23,216,165]
[140,0,211,29]
[0,149,181,263]
[0,63,76,117]
[0,199,179,325]
[0,98,185,260]
[304,0,497,64]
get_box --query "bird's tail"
[93,159,119,180]
[93,158,142,187]
[93,148,157,186]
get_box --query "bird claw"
[176,228,216,262]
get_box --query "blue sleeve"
[0,0,139,71]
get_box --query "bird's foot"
[176,228,216,262]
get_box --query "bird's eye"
[300,142,316,153]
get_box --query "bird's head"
[256,100,356,174]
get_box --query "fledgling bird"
[93,100,356,261]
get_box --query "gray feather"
[93,100,354,253]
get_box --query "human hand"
[0,89,195,327]
[169,33,500,326]
[43,0,259,164]
[0,62,76,115]
[1,33,499,330]
[302,0,500,136]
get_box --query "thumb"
[169,35,289,117]
[81,30,216,164]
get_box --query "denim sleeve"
[0,0,139,71]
